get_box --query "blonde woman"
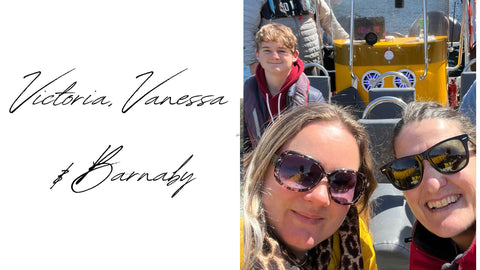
[241,103,377,269]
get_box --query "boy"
[243,23,325,151]
[244,0,349,75]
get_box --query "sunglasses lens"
[385,157,422,190]
[429,138,468,173]
[381,134,471,191]
[277,154,323,191]
[329,171,363,204]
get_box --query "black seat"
[358,97,413,270]
[304,63,331,104]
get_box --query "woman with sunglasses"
[380,101,476,270]
[241,103,378,269]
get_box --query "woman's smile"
[291,210,324,225]
[426,194,461,210]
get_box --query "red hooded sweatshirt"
[255,59,304,121]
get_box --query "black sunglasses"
[380,134,472,190]
[273,150,366,205]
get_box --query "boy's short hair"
[255,23,297,53]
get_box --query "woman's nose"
[421,160,447,192]
[304,179,331,207]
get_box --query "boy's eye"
[260,48,291,55]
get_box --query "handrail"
[304,63,330,76]
[362,96,408,119]
[463,0,471,63]
[419,0,428,81]
[463,58,477,72]
[348,0,358,85]
[371,71,412,88]
[447,0,467,72]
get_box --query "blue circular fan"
[362,71,384,91]
[393,69,416,88]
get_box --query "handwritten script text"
[50,145,196,198]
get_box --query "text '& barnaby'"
[50,145,195,198]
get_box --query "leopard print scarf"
[253,207,364,270]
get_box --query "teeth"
[427,195,460,209]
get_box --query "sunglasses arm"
[272,154,280,166]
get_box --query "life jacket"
[243,73,324,148]
[260,0,316,19]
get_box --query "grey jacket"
[243,73,325,150]
[244,0,349,66]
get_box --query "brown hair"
[392,101,476,156]
[255,23,298,54]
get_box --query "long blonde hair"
[242,103,377,270]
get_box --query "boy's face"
[256,41,298,76]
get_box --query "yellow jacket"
[240,217,377,269]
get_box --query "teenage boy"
[244,0,349,75]
[243,23,325,152]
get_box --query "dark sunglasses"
[380,134,472,190]
[273,150,366,205]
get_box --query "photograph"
[241,0,477,269]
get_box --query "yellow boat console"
[334,36,448,105]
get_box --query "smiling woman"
[241,103,378,269]
[380,101,476,270]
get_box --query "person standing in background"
[244,0,348,76]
